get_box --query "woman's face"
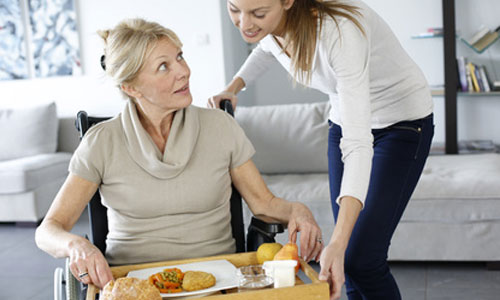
[227,0,294,43]
[124,38,192,113]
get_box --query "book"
[430,140,499,155]
[412,32,443,38]
[493,81,500,92]
[460,140,498,153]
[465,63,474,92]
[478,66,491,92]
[467,62,480,92]
[427,27,443,33]
[466,26,490,45]
[473,65,484,92]
[412,27,444,38]
[457,57,468,92]
[472,31,499,52]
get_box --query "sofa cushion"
[411,153,500,200]
[260,153,500,225]
[236,102,330,174]
[0,152,72,194]
[0,177,66,222]
[0,102,58,161]
[400,153,500,223]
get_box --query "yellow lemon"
[256,242,283,264]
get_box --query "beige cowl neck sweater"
[69,100,255,265]
[121,100,200,179]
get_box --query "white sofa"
[235,101,500,262]
[0,103,73,225]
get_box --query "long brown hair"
[283,0,364,84]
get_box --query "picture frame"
[0,0,81,80]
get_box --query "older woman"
[35,18,322,289]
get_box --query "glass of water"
[236,265,273,292]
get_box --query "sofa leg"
[486,261,500,271]
[16,220,42,227]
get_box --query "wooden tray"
[86,251,329,299]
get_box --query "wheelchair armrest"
[250,217,284,234]
[246,217,285,252]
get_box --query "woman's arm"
[225,76,246,95]
[230,159,323,261]
[208,77,246,109]
[319,196,362,300]
[329,196,361,250]
[35,173,113,288]
[208,44,275,109]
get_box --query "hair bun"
[100,55,106,71]
[97,29,110,42]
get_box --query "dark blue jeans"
[328,114,434,300]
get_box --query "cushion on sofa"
[0,177,66,222]
[235,102,330,174]
[0,152,72,194]
[411,153,500,200]
[401,153,500,223]
[0,102,58,161]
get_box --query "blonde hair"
[98,18,182,99]
[284,0,364,85]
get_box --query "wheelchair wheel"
[64,258,83,300]
[54,267,64,300]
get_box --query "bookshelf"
[411,35,499,54]
[431,90,500,97]
[442,0,458,154]
[460,35,499,54]
[441,0,499,154]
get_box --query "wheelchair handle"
[220,99,234,117]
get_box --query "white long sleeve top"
[235,0,433,206]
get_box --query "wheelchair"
[54,100,284,300]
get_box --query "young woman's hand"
[68,237,113,289]
[318,242,346,300]
[288,203,323,262]
[208,91,238,110]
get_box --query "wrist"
[290,202,306,217]
[67,235,88,252]
[225,77,245,94]
[328,238,349,251]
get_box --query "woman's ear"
[121,83,141,99]
[283,0,295,10]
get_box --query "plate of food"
[127,259,238,298]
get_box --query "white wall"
[240,0,500,144]
[0,0,228,117]
[2,0,499,144]
[365,0,500,144]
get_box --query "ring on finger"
[78,272,89,279]
[316,237,323,244]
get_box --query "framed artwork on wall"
[0,0,28,80]
[0,0,81,80]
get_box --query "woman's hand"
[68,237,113,289]
[208,91,238,110]
[288,203,323,262]
[208,77,245,110]
[318,242,346,300]
[230,160,323,261]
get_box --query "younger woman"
[210,1,434,299]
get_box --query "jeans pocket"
[385,122,423,160]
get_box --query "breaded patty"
[181,271,216,291]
